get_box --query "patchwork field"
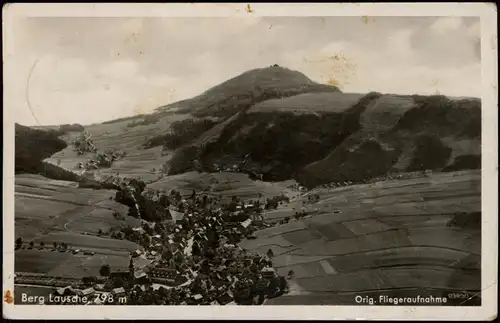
[14,168,481,300]
[14,174,141,279]
[14,168,296,280]
[239,170,481,305]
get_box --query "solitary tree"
[128,257,135,282]
[40,241,45,248]
[29,241,34,248]
[99,264,111,277]
[15,237,22,250]
[266,249,274,259]
[53,242,58,249]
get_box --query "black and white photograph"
[3,3,497,320]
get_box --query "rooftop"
[112,287,126,294]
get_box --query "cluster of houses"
[73,131,98,155]
[45,188,294,305]
[318,170,435,189]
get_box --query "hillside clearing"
[249,92,364,114]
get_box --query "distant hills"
[15,66,481,188]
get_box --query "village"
[15,174,314,305]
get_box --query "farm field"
[30,232,139,253]
[14,167,481,300]
[15,248,131,279]
[239,170,481,304]
[147,171,296,202]
[15,174,138,238]
[14,174,142,279]
[64,206,139,235]
[15,249,75,274]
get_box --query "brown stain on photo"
[303,52,351,64]
[321,53,349,63]
[164,88,177,104]
[133,106,145,116]
[4,289,13,304]
[305,52,357,89]
[246,4,254,13]
[362,16,376,24]
[431,79,441,95]
[326,77,341,87]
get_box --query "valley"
[13,66,481,306]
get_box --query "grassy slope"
[44,113,189,183]
[249,92,364,114]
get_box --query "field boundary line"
[286,244,481,258]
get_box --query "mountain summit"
[158,65,340,118]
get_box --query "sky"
[6,16,481,126]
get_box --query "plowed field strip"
[15,193,114,210]
[287,244,480,258]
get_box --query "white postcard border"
[2,2,497,320]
